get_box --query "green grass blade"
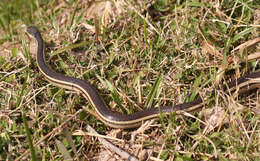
[190,73,202,101]
[232,27,254,43]
[96,74,127,114]
[22,112,37,161]
[49,41,89,57]
[16,71,28,108]
[67,1,78,30]
[145,73,162,108]
[55,139,73,161]
[63,129,79,161]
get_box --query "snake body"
[27,26,260,128]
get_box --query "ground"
[0,0,259,160]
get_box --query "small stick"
[87,125,138,161]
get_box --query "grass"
[0,0,260,160]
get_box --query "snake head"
[27,26,40,38]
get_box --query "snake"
[26,26,260,129]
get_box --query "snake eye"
[27,26,39,37]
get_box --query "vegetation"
[0,0,259,160]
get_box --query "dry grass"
[0,0,260,160]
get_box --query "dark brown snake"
[27,26,260,128]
